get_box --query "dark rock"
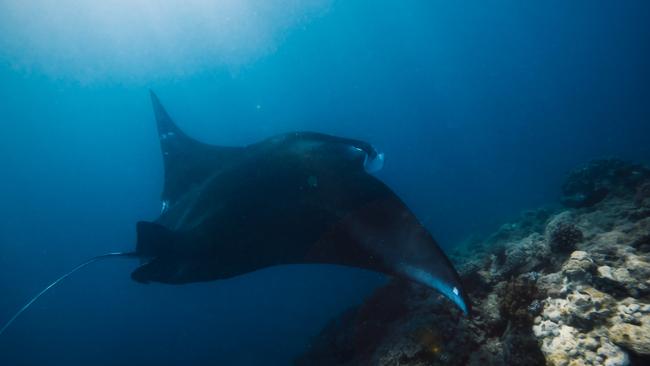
[548,222,583,253]
[485,234,551,281]
[635,181,650,207]
[502,324,545,366]
[295,281,412,366]
[629,350,650,366]
[498,274,540,326]
[561,159,650,208]
[467,338,506,365]
[592,273,631,299]
[567,313,595,331]
[631,234,650,253]
[628,209,650,221]
[527,299,543,317]
[459,264,491,298]
[497,275,545,365]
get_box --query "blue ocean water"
[0,1,648,365]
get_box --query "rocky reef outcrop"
[560,159,650,208]
[296,159,650,366]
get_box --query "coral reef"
[296,160,650,366]
[546,212,584,253]
[560,159,650,208]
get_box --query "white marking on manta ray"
[173,171,222,230]
[399,264,467,315]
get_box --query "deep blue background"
[1,1,649,365]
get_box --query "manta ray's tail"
[0,252,138,337]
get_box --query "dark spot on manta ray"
[0,91,470,338]
[308,175,318,188]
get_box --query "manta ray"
[0,92,470,337]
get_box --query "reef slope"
[296,159,650,366]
